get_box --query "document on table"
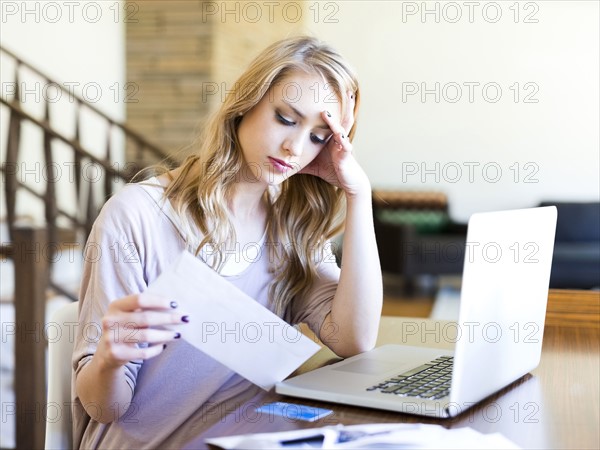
[142,251,321,390]
[204,423,521,449]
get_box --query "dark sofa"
[541,202,600,289]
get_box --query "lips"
[268,157,293,170]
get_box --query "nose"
[283,134,303,157]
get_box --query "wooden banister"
[1,44,168,162]
[12,227,49,450]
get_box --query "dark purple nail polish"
[174,332,181,339]
[170,301,178,309]
[181,315,190,323]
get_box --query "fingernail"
[174,332,181,339]
[326,111,331,117]
[163,344,167,350]
[181,315,190,323]
[170,301,178,309]
[341,134,345,139]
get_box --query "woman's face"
[237,71,342,186]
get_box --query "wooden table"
[185,290,599,449]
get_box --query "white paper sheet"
[204,423,521,449]
[143,251,321,390]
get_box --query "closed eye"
[276,112,295,126]
[311,134,327,145]
[277,110,328,145]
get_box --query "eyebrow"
[282,100,331,130]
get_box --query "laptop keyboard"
[366,356,453,400]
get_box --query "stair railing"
[0,45,179,450]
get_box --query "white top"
[142,177,267,276]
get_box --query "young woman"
[72,35,382,448]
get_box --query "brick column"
[126,1,305,163]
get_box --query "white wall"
[307,1,599,221]
[1,1,598,224]
[0,0,126,225]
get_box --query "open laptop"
[276,206,557,418]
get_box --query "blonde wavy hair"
[163,35,360,318]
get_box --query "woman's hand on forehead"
[299,90,370,198]
[327,89,355,140]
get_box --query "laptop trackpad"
[333,358,400,375]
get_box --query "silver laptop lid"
[449,206,557,411]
